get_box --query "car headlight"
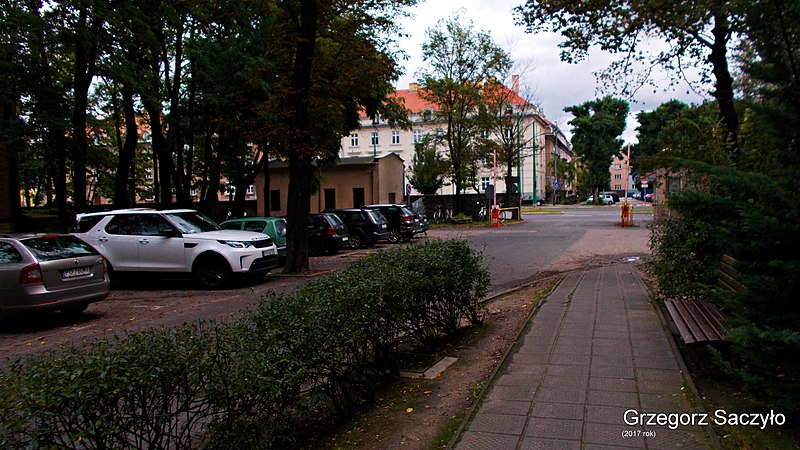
[220,240,252,248]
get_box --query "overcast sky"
[393,1,710,144]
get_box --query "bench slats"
[665,298,729,345]
[664,255,746,345]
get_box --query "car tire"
[309,239,326,256]
[387,230,401,244]
[349,232,364,248]
[193,254,231,289]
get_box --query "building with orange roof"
[339,82,574,203]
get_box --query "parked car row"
[1,204,429,320]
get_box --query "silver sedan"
[0,234,109,319]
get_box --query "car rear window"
[22,236,99,262]
[326,214,345,228]
[366,210,386,224]
[274,219,287,237]
[0,242,23,264]
[220,221,241,230]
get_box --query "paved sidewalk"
[454,263,711,450]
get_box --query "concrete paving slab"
[452,263,714,450]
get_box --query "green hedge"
[0,239,489,449]
[647,160,800,415]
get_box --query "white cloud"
[393,0,710,144]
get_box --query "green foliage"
[409,136,448,195]
[647,159,800,414]
[565,96,629,197]
[0,239,489,448]
[418,13,512,212]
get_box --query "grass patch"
[694,376,800,449]
[430,412,466,449]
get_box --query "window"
[422,109,432,121]
[371,131,379,146]
[189,188,197,197]
[350,133,359,146]
[270,190,281,211]
[391,130,400,144]
[388,192,396,203]
[22,236,98,261]
[505,128,513,140]
[247,185,255,194]
[413,129,422,144]
[614,174,622,180]
[481,176,491,191]
[145,168,153,180]
[0,242,22,264]
[353,187,365,208]
[244,221,266,233]
[614,185,623,190]
[324,188,336,210]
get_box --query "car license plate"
[342,236,348,242]
[61,266,91,279]
[262,248,277,257]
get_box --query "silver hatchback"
[0,234,110,319]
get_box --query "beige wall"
[255,154,405,216]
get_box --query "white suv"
[74,209,279,289]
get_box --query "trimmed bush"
[0,239,489,448]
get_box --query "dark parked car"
[0,233,109,319]
[324,208,389,248]
[364,204,421,243]
[521,195,546,206]
[308,213,349,256]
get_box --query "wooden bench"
[665,255,745,345]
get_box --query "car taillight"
[103,258,108,273]
[402,216,413,222]
[325,227,337,235]
[20,263,43,285]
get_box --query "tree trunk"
[144,100,173,209]
[284,157,313,273]
[283,0,318,274]
[710,9,739,156]
[71,5,101,215]
[1,102,23,231]
[262,157,271,216]
[114,86,137,207]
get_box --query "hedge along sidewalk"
[0,239,490,450]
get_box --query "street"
[0,205,653,363]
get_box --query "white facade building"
[339,84,574,202]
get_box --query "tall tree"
[515,0,743,155]
[267,0,415,274]
[565,96,629,202]
[418,14,512,213]
[478,74,540,195]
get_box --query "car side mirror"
[159,228,180,238]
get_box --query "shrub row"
[648,161,800,415]
[0,239,489,449]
